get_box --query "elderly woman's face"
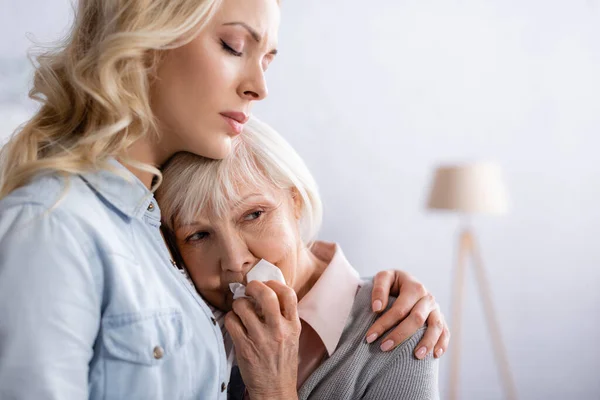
[173,183,302,311]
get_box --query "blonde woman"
[156,117,440,399]
[0,0,449,399]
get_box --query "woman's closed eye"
[221,39,242,57]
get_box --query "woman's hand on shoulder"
[366,270,450,360]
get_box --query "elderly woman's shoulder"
[337,279,435,366]
[298,280,440,399]
[352,280,429,346]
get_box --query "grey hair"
[156,116,323,245]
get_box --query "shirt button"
[211,317,217,326]
[147,202,155,211]
[221,382,227,392]
[153,345,164,360]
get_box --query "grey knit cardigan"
[297,281,440,400]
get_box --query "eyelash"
[221,39,242,57]
[244,210,264,221]
[184,210,264,243]
[186,231,209,243]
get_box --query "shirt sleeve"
[0,203,102,400]
[362,328,440,400]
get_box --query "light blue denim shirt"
[0,160,229,399]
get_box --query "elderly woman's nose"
[220,236,254,272]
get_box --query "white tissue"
[229,259,286,300]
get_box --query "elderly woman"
[156,118,440,399]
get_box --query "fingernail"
[366,333,378,343]
[372,300,383,312]
[416,346,427,359]
[380,340,395,352]
[435,348,444,358]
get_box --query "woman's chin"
[190,135,232,160]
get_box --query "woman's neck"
[293,246,329,302]
[294,245,332,388]
[119,135,176,189]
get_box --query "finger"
[434,322,451,359]
[244,280,282,325]
[413,309,444,359]
[370,270,396,313]
[224,310,248,344]
[379,294,436,352]
[365,282,429,344]
[231,297,263,337]
[263,280,299,321]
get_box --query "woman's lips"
[220,112,248,135]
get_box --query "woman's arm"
[367,270,451,359]
[0,204,100,399]
[362,327,440,400]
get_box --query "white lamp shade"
[426,163,509,215]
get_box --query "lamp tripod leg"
[448,229,471,400]
[470,235,518,400]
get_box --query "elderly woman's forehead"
[231,181,283,204]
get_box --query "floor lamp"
[426,163,518,400]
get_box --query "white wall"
[2,1,599,399]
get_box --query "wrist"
[248,388,298,400]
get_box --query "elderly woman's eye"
[244,210,264,221]
[186,231,209,242]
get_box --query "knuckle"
[389,329,408,343]
[264,290,278,303]
[285,287,298,303]
[290,318,302,332]
[272,327,286,342]
[369,324,383,336]
[412,311,427,326]
[375,270,393,280]
[389,306,408,322]
[415,283,428,296]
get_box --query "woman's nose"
[221,236,255,273]
[238,65,268,101]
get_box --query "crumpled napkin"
[229,259,286,300]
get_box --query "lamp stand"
[448,226,518,400]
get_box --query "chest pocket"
[102,308,188,365]
[100,308,193,399]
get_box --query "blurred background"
[1,0,599,399]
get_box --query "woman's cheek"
[249,218,296,261]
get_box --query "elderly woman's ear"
[291,187,303,220]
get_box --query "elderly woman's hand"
[365,270,450,360]
[225,280,301,400]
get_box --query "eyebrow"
[222,22,278,55]
[233,193,268,206]
[177,193,269,229]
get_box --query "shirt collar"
[297,241,361,356]
[79,158,156,220]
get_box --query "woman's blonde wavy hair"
[0,0,223,199]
